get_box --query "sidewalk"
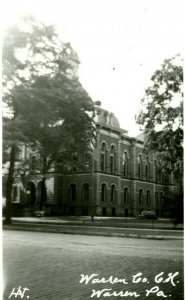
[3,216,184,240]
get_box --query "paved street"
[3,230,183,300]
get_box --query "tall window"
[154,160,158,182]
[138,155,142,179]
[123,151,128,177]
[155,191,158,206]
[124,187,128,204]
[145,156,150,180]
[28,181,36,205]
[110,185,116,202]
[160,192,164,206]
[101,183,107,201]
[84,153,91,166]
[110,145,116,174]
[82,183,89,201]
[146,190,151,206]
[139,189,143,205]
[69,184,76,201]
[158,170,163,183]
[101,143,107,172]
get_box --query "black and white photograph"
[2,0,184,299]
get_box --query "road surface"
[3,230,183,300]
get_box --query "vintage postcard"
[2,0,183,299]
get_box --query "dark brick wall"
[10,121,173,217]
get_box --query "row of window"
[68,183,164,207]
[29,143,165,184]
[101,143,130,176]
[69,183,90,202]
[69,183,119,202]
[138,156,163,182]
[138,190,164,206]
[100,143,164,182]
[101,183,118,202]
[12,182,164,210]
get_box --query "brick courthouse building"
[10,108,174,217]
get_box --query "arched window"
[123,151,128,177]
[158,170,163,183]
[69,184,76,201]
[110,185,116,202]
[160,192,164,206]
[124,187,128,204]
[146,156,150,180]
[100,143,107,172]
[146,190,151,206]
[155,191,158,206]
[154,160,158,182]
[101,183,107,201]
[27,181,36,206]
[84,153,91,166]
[110,145,116,174]
[139,189,143,205]
[38,180,47,208]
[82,183,89,201]
[138,155,142,179]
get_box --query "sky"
[1,0,184,136]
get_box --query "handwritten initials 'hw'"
[8,286,29,299]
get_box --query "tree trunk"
[40,156,47,210]
[4,144,16,225]
[40,178,47,210]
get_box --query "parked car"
[138,210,158,220]
[35,210,46,217]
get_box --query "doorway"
[27,182,36,206]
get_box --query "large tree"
[137,55,183,175]
[3,16,94,224]
[136,55,183,224]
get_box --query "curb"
[3,224,183,240]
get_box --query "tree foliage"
[3,16,94,223]
[162,185,183,226]
[136,55,183,176]
[136,55,183,225]
[3,15,95,160]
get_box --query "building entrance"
[27,182,36,206]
